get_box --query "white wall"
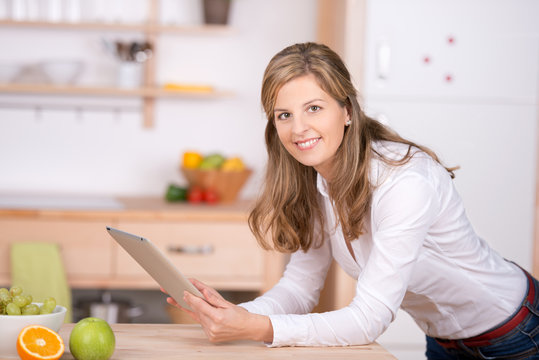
[0,0,318,199]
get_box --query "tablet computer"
[106,226,203,311]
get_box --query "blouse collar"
[316,173,330,198]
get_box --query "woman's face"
[273,74,349,179]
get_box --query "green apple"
[199,153,225,170]
[69,317,115,360]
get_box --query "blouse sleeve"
[238,230,333,316]
[243,172,441,347]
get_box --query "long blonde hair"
[249,42,455,253]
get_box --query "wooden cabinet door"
[113,221,266,290]
[0,218,114,287]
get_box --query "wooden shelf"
[0,20,234,35]
[0,84,234,99]
[0,0,235,128]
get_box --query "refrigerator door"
[362,0,539,101]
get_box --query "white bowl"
[41,61,84,85]
[0,304,67,359]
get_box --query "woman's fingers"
[189,279,229,308]
[203,288,229,308]
[166,296,179,307]
[190,278,211,293]
[184,290,215,313]
[167,296,200,322]
[166,296,192,316]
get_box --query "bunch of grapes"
[0,286,56,316]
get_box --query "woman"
[168,42,539,359]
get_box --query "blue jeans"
[426,275,539,359]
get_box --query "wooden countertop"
[0,196,254,221]
[57,324,396,359]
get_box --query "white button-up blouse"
[240,141,527,347]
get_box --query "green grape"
[1,285,60,316]
[6,302,21,315]
[43,297,56,311]
[9,286,23,297]
[22,304,40,315]
[0,292,12,305]
[13,295,28,308]
[39,305,53,315]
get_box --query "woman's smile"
[295,137,321,150]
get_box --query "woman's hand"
[166,279,273,343]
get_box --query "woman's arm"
[238,231,334,316]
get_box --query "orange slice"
[17,325,65,360]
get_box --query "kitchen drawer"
[114,221,265,290]
[0,218,114,285]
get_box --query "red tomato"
[203,188,220,204]
[187,186,204,204]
